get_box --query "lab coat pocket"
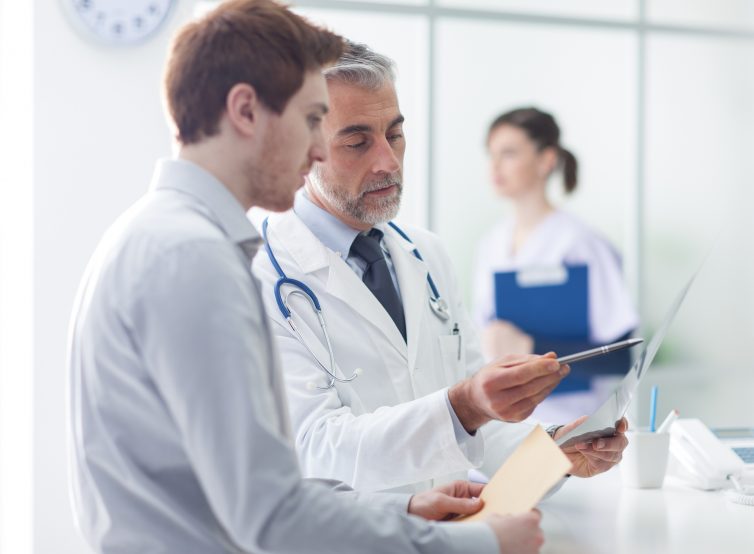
[438,334,465,386]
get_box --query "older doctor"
[253,41,628,495]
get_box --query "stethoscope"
[261,217,451,389]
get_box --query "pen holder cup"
[620,430,670,489]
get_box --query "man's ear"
[226,83,259,137]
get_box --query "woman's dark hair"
[487,107,578,194]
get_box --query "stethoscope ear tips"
[306,381,317,391]
[354,367,363,376]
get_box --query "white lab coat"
[253,210,533,494]
[472,210,638,423]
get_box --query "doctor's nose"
[370,138,401,175]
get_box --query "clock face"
[63,0,175,46]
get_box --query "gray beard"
[309,166,402,225]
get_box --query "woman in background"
[472,107,638,423]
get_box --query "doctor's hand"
[556,416,629,478]
[449,352,569,433]
[407,480,485,521]
[487,510,544,554]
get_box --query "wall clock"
[61,0,176,46]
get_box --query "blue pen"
[649,386,658,432]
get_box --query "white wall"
[31,1,196,552]
[639,32,754,428]
[437,0,636,20]
[1,1,33,553]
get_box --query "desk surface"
[539,468,754,554]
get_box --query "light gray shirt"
[67,158,498,554]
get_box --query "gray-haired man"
[254,40,628,506]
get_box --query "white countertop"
[539,468,754,554]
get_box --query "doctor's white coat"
[253,210,534,494]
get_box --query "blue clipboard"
[494,264,589,340]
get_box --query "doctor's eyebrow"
[336,114,405,137]
[389,115,405,129]
[337,123,372,136]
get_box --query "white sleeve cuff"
[436,388,485,469]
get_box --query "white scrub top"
[473,210,638,344]
[472,210,638,423]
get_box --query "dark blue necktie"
[350,229,407,342]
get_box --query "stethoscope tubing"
[387,221,442,301]
[262,217,449,389]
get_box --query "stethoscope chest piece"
[429,296,450,321]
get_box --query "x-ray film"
[555,272,698,449]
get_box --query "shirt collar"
[293,189,361,259]
[149,158,262,255]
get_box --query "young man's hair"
[164,0,344,144]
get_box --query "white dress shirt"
[67,158,498,553]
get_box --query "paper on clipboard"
[455,426,571,522]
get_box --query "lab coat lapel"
[383,230,428,374]
[270,211,408,361]
[267,211,331,274]
[325,255,409,361]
